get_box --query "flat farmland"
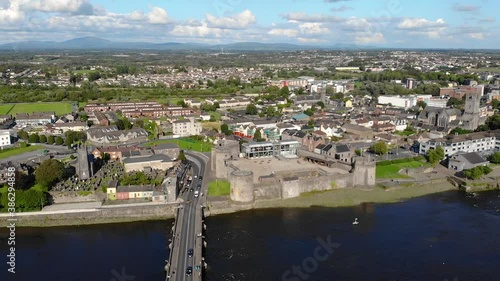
[0,102,74,115]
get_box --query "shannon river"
[1,190,500,281]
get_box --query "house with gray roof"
[448,151,489,172]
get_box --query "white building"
[378,95,418,109]
[172,117,202,137]
[0,130,12,148]
[419,131,498,157]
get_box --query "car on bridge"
[188,249,193,257]
[186,266,193,276]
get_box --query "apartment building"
[172,117,202,137]
[419,130,499,157]
[0,130,12,148]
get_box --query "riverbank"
[206,182,458,216]
[2,183,457,228]
[0,204,176,228]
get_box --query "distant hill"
[0,37,376,51]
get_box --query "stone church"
[418,91,483,130]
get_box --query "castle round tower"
[229,170,254,203]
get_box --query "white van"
[194,190,199,198]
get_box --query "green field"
[0,145,44,159]
[146,138,212,152]
[0,102,73,115]
[208,180,230,196]
[376,160,429,179]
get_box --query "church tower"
[461,91,481,130]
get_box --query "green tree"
[178,150,187,162]
[80,113,89,122]
[47,135,55,145]
[317,101,325,109]
[492,99,500,109]
[304,108,314,116]
[435,145,445,159]
[416,101,427,109]
[279,86,290,96]
[370,141,388,155]
[177,100,188,108]
[35,159,65,188]
[489,152,500,164]
[18,130,28,140]
[447,97,464,107]
[134,119,145,128]
[28,133,40,144]
[115,119,125,130]
[427,149,440,165]
[55,136,64,145]
[245,104,258,115]
[39,135,47,144]
[253,129,264,141]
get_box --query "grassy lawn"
[145,138,212,152]
[201,121,221,132]
[394,130,416,136]
[208,111,222,121]
[0,104,15,115]
[208,180,230,196]
[0,145,44,159]
[376,160,430,179]
[0,102,73,115]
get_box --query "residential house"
[16,112,54,127]
[92,146,144,161]
[87,126,148,146]
[342,124,374,140]
[448,151,489,172]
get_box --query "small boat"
[352,218,359,225]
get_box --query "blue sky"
[0,0,498,48]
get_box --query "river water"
[1,190,499,281]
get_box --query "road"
[170,152,207,281]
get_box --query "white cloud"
[298,22,329,34]
[148,7,169,24]
[19,0,94,15]
[354,32,385,44]
[468,32,484,39]
[398,18,448,39]
[452,4,479,12]
[0,0,24,24]
[342,17,372,31]
[128,11,146,21]
[398,18,446,30]
[297,37,326,43]
[205,9,256,29]
[284,12,342,23]
[268,28,299,37]
[170,22,226,38]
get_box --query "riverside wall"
[0,204,177,227]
